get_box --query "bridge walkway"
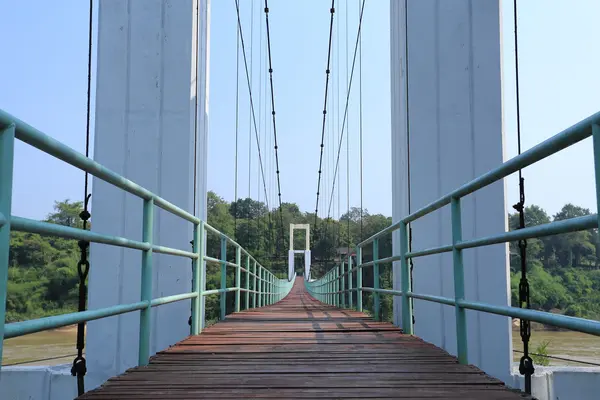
[79,278,528,399]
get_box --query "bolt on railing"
[0,109,294,369]
[307,110,600,366]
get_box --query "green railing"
[307,110,600,364]
[0,109,293,368]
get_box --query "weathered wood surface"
[80,277,528,399]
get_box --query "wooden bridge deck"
[79,278,528,399]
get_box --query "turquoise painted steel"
[356,246,363,311]
[348,256,353,309]
[458,215,596,251]
[235,246,241,312]
[334,267,338,307]
[191,223,201,334]
[307,110,600,361]
[260,266,264,307]
[594,124,600,232]
[197,222,206,330]
[151,293,198,307]
[245,255,250,309]
[220,236,227,320]
[138,198,154,366]
[407,292,455,306]
[340,261,345,307]
[400,110,600,226]
[253,260,257,308]
[399,222,413,334]
[0,124,15,362]
[0,108,291,372]
[11,216,150,252]
[451,197,468,364]
[458,299,600,335]
[5,301,149,339]
[373,239,380,321]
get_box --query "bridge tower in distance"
[288,224,311,281]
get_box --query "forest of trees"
[5,193,600,326]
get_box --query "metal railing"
[307,110,600,365]
[0,109,293,368]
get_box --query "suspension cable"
[339,0,347,251]
[314,1,336,236]
[345,1,351,260]
[327,0,365,221]
[71,1,93,396]
[248,0,254,246]
[258,0,264,262]
[264,0,286,255]
[234,3,240,241]
[404,0,415,326]
[512,0,533,394]
[234,0,271,211]
[358,0,363,242]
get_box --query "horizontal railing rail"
[0,109,294,368]
[307,111,600,364]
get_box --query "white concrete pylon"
[86,0,210,391]
[390,0,511,385]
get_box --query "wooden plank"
[79,277,529,399]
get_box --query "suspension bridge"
[2,0,600,399]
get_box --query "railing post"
[272,274,275,304]
[373,238,380,321]
[400,222,413,334]
[220,236,227,320]
[253,260,257,308]
[333,267,338,307]
[257,266,262,307]
[234,245,241,313]
[348,256,353,309]
[138,198,154,366]
[265,272,270,306]
[245,255,250,310]
[356,246,363,312]
[330,270,334,305]
[592,124,600,242]
[268,273,272,305]
[326,271,330,305]
[451,197,468,364]
[191,222,201,334]
[340,261,345,308]
[270,274,274,304]
[0,124,15,363]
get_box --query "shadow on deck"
[79,278,529,399]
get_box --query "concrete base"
[0,364,77,400]
[511,367,600,400]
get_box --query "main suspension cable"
[234,3,240,240]
[327,0,366,220]
[264,0,286,253]
[72,1,94,396]
[248,0,255,246]
[234,0,271,210]
[345,1,351,258]
[359,0,363,241]
[512,0,533,394]
[313,1,336,233]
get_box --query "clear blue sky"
[1,0,599,222]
